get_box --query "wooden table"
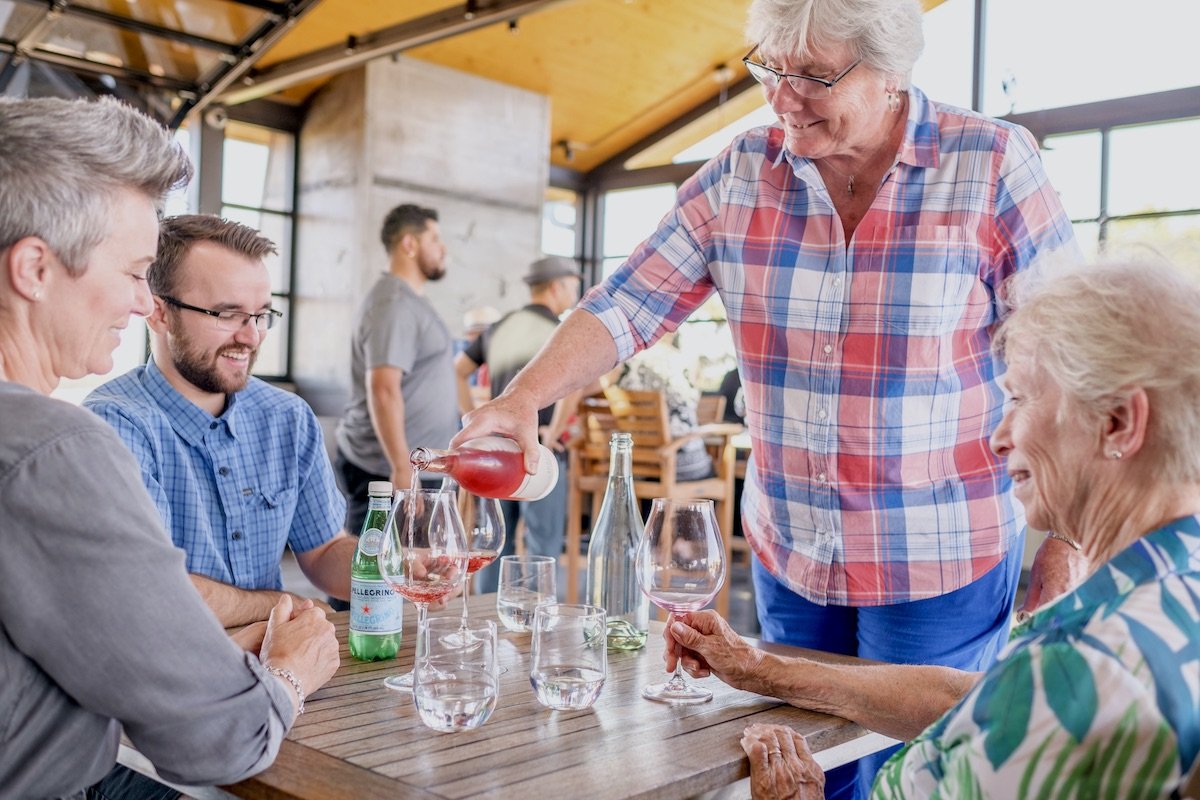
[122,595,896,800]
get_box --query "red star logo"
[361,605,371,614]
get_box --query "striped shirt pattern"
[579,87,1078,606]
[85,360,345,591]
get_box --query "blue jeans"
[87,765,179,800]
[474,451,568,593]
[752,537,1023,800]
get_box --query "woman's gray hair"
[746,0,925,85]
[995,260,1200,483]
[0,96,192,274]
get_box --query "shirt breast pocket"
[246,486,298,546]
[849,225,989,337]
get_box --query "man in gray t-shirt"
[335,204,458,532]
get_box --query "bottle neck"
[410,447,454,474]
[608,442,633,480]
[366,496,391,512]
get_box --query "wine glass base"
[642,681,713,704]
[383,672,414,692]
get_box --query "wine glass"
[635,497,727,704]
[377,487,468,692]
[457,491,506,630]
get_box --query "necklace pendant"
[847,175,855,196]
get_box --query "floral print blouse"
[873,516,1200,799]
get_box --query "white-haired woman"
[457,1,1078,795]
[667,259,1200,798]
[0,97,338,799]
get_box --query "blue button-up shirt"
[84,361,345,590]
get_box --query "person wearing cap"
[455,255,582,591]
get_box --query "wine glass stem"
[415,602,429,665]
[460,577,470,627]
[667,661,690,691]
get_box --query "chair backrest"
[602,386,674,481]
[696,394,726,425]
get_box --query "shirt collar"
[141,358,242,445]
[525,303,562,323]
[774,85,941,175]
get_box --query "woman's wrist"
[265,664,305,714]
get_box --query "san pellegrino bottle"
[410,436,558,501]
[586,432,649,650]
[349,481,403,661]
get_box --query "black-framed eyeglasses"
[159,295,282,332]
[742,45,862,99]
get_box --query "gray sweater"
[0,382,295,799]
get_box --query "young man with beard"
[334,204,459,533]
[85,215,357,627]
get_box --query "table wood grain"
[208,595,885,800]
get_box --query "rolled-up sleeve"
[0,424,295,786]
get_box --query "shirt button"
[218,466,230,477]
[817,472,827,482]
[209,422,219,430]
[823,344,833,354]
[817,409,828,420]
[833,277,843,287]
[231,530,243,541]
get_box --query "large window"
[909,0,974,110]
[220,121,296,379]
[541,188,578,258]
[983,0,1200,117]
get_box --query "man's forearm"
[189,573,286,627]
[501,310,619,410]
[295,535,357,600]
[366,375,409,474]
[758,654,982,741]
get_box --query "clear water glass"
[496,555,556,632]
[413,616,499,733]
[530,603,606,711]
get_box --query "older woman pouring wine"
[665,259,1200,798]
[0,97,339,798]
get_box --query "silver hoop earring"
[1109,450,1123,460]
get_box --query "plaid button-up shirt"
[85,360,345,591]
[579,87,1078,606]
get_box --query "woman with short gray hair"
[667,259,1200,799]
[0,97,339,799]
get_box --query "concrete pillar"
[292,55,550,413]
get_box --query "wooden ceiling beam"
[589,73,758,181]
[217,0,577,107]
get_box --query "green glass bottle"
[348,481,403,661]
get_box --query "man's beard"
[170,326,257,396]
[420,257,446,282]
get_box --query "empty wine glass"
[457,491,506,630]
[635,498,727,704]
[378,487,468,692]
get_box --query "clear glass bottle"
[586,432,649,650]
[410,436,558,501]
[349,481,404,661]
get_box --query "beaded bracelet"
[265,666,305,714]
[1045,530,1082,552]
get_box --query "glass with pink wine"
[377,488,468,692]
[635,497,727,704]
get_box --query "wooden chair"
[696,394,726,425]
[564,386,743,615]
